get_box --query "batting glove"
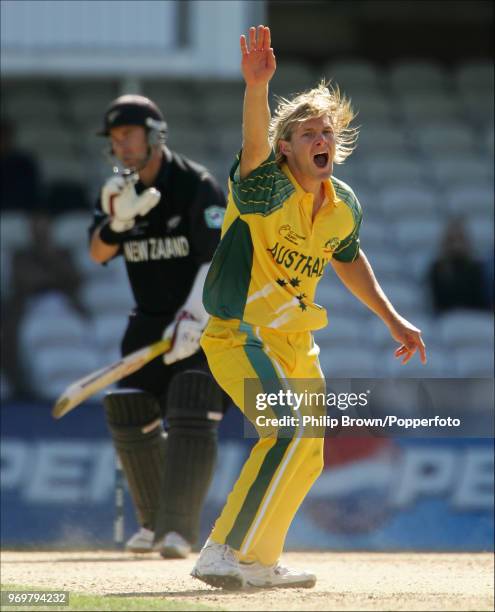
[101,174,160,232]
[162,311,204,365]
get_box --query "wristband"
[98,220,129,245]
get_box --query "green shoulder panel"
[203,216,253,320]
[229,150,295,216]
[331,176,363,263]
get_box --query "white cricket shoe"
[241,561,317,589]
[125,527,154,553]
[191,540,245,590]
[156,531,192,559]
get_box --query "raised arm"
[239,25,276,179]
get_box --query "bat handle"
[113,455,125,548]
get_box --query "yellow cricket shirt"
[203,150,362,332]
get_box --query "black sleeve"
[87,196,124,255]
[87,196,106,241]
[188,173,226,264]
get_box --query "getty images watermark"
[254,389,461,430]
[242,378,494,438]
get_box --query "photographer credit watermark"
[242,378,493,439]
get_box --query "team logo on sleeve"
[204,206,225,229]
[323,237,341,254]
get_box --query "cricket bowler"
[191,25,426,589]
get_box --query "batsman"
[88,94,227,558]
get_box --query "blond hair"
[269,80,358,165]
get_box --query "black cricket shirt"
[89,147,226,317]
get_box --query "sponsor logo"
[278,224,306,246]
[204,206,225,229]
[0,439,248,505]
[304,438,494,535]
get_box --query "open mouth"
[313,152,329,168]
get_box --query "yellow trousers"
[200,317,325,566]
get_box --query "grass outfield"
[1,584,220,611]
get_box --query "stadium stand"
[1,57,493,395]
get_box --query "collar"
[142,146,172,189]
[157,146,172,185]
[280,162,339,208]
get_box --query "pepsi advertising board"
[1,400,493,551]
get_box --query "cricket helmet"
[98,94,167,143]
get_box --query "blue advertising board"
[1,400,493,550]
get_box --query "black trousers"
[118,309,218,416]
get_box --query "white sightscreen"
[1,0,264,77]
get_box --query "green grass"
[0,584,222,611]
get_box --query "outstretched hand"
[240,25,276,86]
[388,316,427,365]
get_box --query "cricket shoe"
[125,527,154,553]
[156,531,192,559]
[191,540,245,590]
[241,561,317,589]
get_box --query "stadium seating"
[51,211,93,250]
[3,85,62,123]
[377,185,439,219]
[92,313,127,354]
[428,155,494,187]
[465,216,495,255]
[453,346,494,377]
[393,218,443,251]
[0,212,31,251]
[357,216,388,250]
[364,155,426,188]
[314,313,364,346]
[316,276,369,317]
[80,278,134,317]
[388,60,451,94]
[323,59,383,93]
[379,278,428,318]
[445,183,493,217]
[348,92,394,124]
[460,91,494,126]
[455,60,494,94]
[398,92,462,123]
[2,56,493,397]
[318,346,378,378]
[438,310,494,349]
[414,122,478,157]
[270,60,316,97]
[364,248,411,281]
[200,80,244,126]
[31,345,103,400]
[356,123,411,157]
[0,371,12,402]
[19,297,91,354]
[17,293,103,399]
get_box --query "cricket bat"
[52,338,171,419]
